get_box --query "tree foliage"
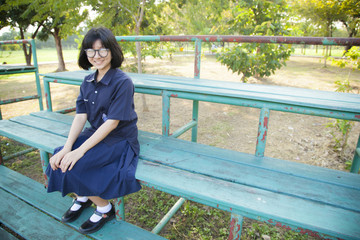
[217,0,292,82]
[22,0,88,71]
[0,0,43,65]
[294,0,359,39]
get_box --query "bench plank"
[11,115,71,137]
[0,120,66,152]
[0,189,89,240]
[0,226,18,240]
[30,111,75,124]
[0,166,166,240]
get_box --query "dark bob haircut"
[78,27,124,70]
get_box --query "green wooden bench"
[1,35,360,239]
[1,73,360,239]
[1,110,360,239]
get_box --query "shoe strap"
[74,199,87,206]
[94,210,105,217]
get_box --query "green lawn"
[0,48,79,64]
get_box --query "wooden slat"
[0,226,18,240]
[0,166,166,240]
[30,111,75,124]
[0,120,65,153]
[10,115,71,137]
[0,189,89,240]
[30,111,91,128]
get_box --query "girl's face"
[87,39,112,73]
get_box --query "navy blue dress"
[46,68,141,199]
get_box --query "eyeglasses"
[84,48,109,58]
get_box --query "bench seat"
[41,70,360,117]
[1,111,360,239]
[0,65,37,75]
[0,165,166,240]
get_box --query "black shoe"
[79,204,115,234]
[61,199,92,223]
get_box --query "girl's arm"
[59,119,120,172]
[49,113,87,170]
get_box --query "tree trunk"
[136,0,148,112]
[20,27,32,66]
[53,28,66,72]
[324,46,328,68]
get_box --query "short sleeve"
[107,78,136,121]
[76,85,87,114]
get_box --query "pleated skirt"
[46,135,141,199]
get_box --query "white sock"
[77,196,89,202]
[70,197,89,211]
[89,203,112,222]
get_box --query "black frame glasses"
[84,48,109,58]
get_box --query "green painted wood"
[1,116,359,211]
[1,112,360,239]
[0,226,18,240]
[0,65,36,75]
[30,110,75,124]
[136,160,360,240]
[40,71,360,115]
[29,111,91,128]
[0,188,90,240]
[0,120,66,153]
[11,115,71,137]
[138,131,360,189]
[138,134,360,213]
[0,166,166,240]
[10,114,90,137]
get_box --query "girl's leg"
[88,196,109,207]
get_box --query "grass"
[0,48,79,64]
[292,46,346,58]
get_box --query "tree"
[89,0,169,111]
[337,0,360,52]
[294,0,341,37]
[164,0,233,35]
[217,0,292,82]
[0,0,43,65]
[293,0,359,61]
[23,0,88,71]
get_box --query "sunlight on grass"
[0,48,79,64]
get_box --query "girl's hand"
[49,147,71,170]
[59,148,85,173]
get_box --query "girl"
[46,27,141,234]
